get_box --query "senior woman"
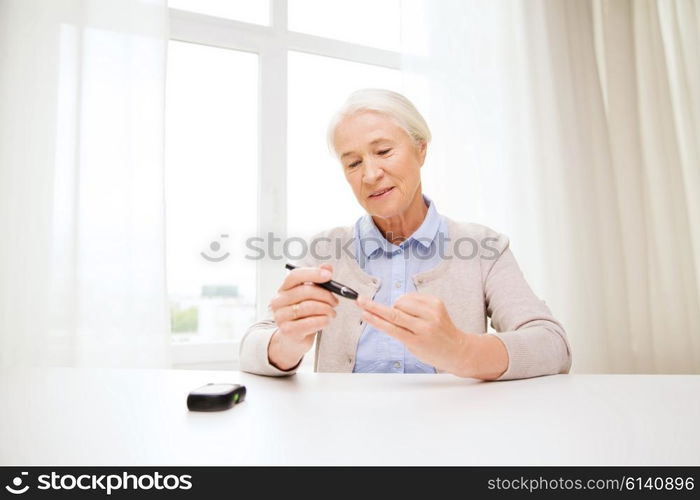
[240,89,571,380]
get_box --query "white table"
[1,368,698,465]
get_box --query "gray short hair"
[327,88,431,157]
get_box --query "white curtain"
[401,0,700,373]
[0,0,170,368]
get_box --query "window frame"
[167,2,401,368]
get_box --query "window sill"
[170,338,239,369]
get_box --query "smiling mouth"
[369,186,395,199]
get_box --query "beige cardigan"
[239,218,572,380]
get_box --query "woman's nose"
[362,159,384,184]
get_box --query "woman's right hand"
[267,264,339,370]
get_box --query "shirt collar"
[356,194,442,259]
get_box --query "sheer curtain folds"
[0,0,170,368]
[401,0,700,373]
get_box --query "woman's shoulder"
[443,216,509,245]
[287,224,354,267]
[306,224,355,242]
[440,217,511,266]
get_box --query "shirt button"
[393,361,401,369]
[395,281,401,288]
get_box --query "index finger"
[357,296,421,333]
[279,266,333,292]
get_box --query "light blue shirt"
[353,194,448,373]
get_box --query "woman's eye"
[348,160,361,168]
[378,149,391,155]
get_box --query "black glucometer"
[187,383,246,411]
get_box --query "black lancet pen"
[284,263,359,300]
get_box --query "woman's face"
[334,111,426,219]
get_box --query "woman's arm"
[482,233,572,380]
[460,333,509,380]
[239,242,336,376]
[356,232,571,380]
[240,271,336,377]
[239,307,298,376]
[357,294,511,380]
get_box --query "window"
[165,41,258,361]
[167,0,402,368]
[288,0,401,51]
[168,0,270,25]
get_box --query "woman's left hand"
[357,293,476,376]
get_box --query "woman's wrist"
[267,330,305,371]
[455,332,509,380]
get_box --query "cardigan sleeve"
[239,303,302,377]
[482,233,572,380]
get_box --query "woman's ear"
[417,141,427,166]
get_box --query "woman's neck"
[371,190,428,245]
